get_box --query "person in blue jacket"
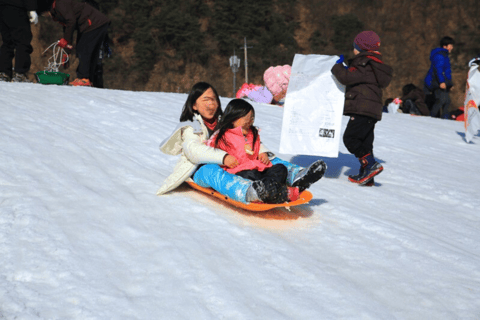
[424,36,455,118]
[157,82,327,204]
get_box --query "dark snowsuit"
[400,87,429,116]
[424,48,453,118]
[50,0,110,87]
[0,0,36,78]
[331,51,393,158]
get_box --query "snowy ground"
[1,82,479,319]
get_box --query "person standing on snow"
[424,36,455,118]
[0,0,38,82]
[331,31,393,186]
[49,0,109,87]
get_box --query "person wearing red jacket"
[50,0,109,87]
[0,0,38,82]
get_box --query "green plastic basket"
[35,71,70,85]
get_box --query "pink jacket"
[206,126,272,174]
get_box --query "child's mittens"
[336,55,348,69]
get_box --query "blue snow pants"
[192,158,303,203]
[192,164,252,203]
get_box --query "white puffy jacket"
[156,114,226,195]
[156,114,273,195]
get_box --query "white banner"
[464,64,480,143]
[279,54,345,157]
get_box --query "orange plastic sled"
[186,180,313,212]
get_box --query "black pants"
[236,164,288,185]
[403,99,422,115]
[343,114,377,158]
[76,23,109,87]
[430,89,450,118]
[0,5,33,77]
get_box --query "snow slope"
[0,82,479,319]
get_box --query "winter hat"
[263,65,291,101]
[353,31,381,52]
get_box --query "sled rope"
[42,42,69,72]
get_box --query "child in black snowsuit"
[331,31,393,186]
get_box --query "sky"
[0,82,479,319]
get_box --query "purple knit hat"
[353,31,381,52]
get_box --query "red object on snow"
[236,83,262,99]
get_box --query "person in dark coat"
[0,0,38,82]
[400,83,429,116]
[331,31,393,186]
[50,0,109,87]
[424,36,455,118]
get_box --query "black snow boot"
[0,72,11,82]
[348,159,375,186]
[11,73,31,83]
[292,160,327,191]
[246,178,288,204]
[348,153,383,185]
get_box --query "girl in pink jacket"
[206,99,299,203]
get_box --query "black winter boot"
[246,178,289,204]
[349,163,375,186]
[11,73,31,83]
[348,158,368,185]
[292,160,327,191]
[348,153,383,185]
[0,72,11,82]
[263,178,288,203]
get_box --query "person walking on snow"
[49,0,109,87]
[424,36,455,118]
[0,0,38,82]
[331,31,393,186]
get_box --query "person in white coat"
[157,82,326,203]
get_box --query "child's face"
[444,44,454,53]
[233,110,254,135]
[193,88,219,121]
[353,48,360,55]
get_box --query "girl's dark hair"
[213,99,258,149]
[179,82,222,122]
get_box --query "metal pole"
[233,49,237,97]
[240,38,252,84]
[229,50,240,97]
[244,37,248,84]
